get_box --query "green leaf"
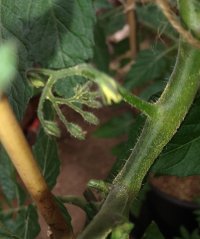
[94,112,134,138]
[125,46,170,90]
[152,96,200,176]
[98,6,125,36]
[54,197,72,225]
[54,76,87,99]
[33,129,60,189]
[0,2,30,206]
[111,222,133,239]
[8,72,32,121]
[93,22,110,73]
[139,81,165,100]
[1,0,95,117]
[0,42,17,92]
[0,205,40,239]
[0,0,95,206]
[0,3,32,120]
[93,0,112,11]
[142,222,164,239]
[24,0,95,68]
[136,3,177,41]
[175,227,200,239]
[0,149,17,202]
[0,149,26,205]
[14,205,40,239]
[112,142,128,157]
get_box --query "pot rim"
[149,182,200,209]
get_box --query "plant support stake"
[125,0,137,58]
[0,95,74,239]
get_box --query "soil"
[150,175,200,203]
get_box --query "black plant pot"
[147,184,199,238]
[131,184,200,239]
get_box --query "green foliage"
[1,1,200,239]
[0,1,96,237]
[0,205,40,239]
[33,129,60,189]
[93,22,110,73]
[94,112,134,138]
[175,227,200,239]
[152,96,200,176]
[54,76,88,99]
[93,0,112,11]
[0,42,17,92]
[35,73,101,139]
[1,0,95,117]
[125,45,174,90]
[97,6,125,37]
[142,222,164,239]
[87,179,110,198]
[0,149,22,203]
[111,223,133,239]
[136,3,177,40]
[0,0,95,205]
[31,64,123,140]
[54,197,72,225]
[176,205,200,239]
[24,1,95,68]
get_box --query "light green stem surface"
[78,1,200,238]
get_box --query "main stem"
[0,96,74,239]
[116,42,200,190]
[79,1,200,238]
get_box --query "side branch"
[32,64,154,117]
[119,87,157,117]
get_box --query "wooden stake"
[0,95,74,239]
[126,0,137,58]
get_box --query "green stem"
[30,68,56,76]
[53,96,84,116]
[37,64,153,116]
[179,0,200,36]
[58,195,99,220]
[37,76,55,127]
[116,42,200,190]
[58,195,88,211]
[78,1,200,238]
[119,87,156,117]
[52,101,69,128]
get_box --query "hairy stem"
[0,96,74,239]
[58,195,98,219]
[37,64,154,116]
[37,76,55,126]
[78,1,200,238]
[119,87,157,117]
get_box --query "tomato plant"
[0,0,200,239]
